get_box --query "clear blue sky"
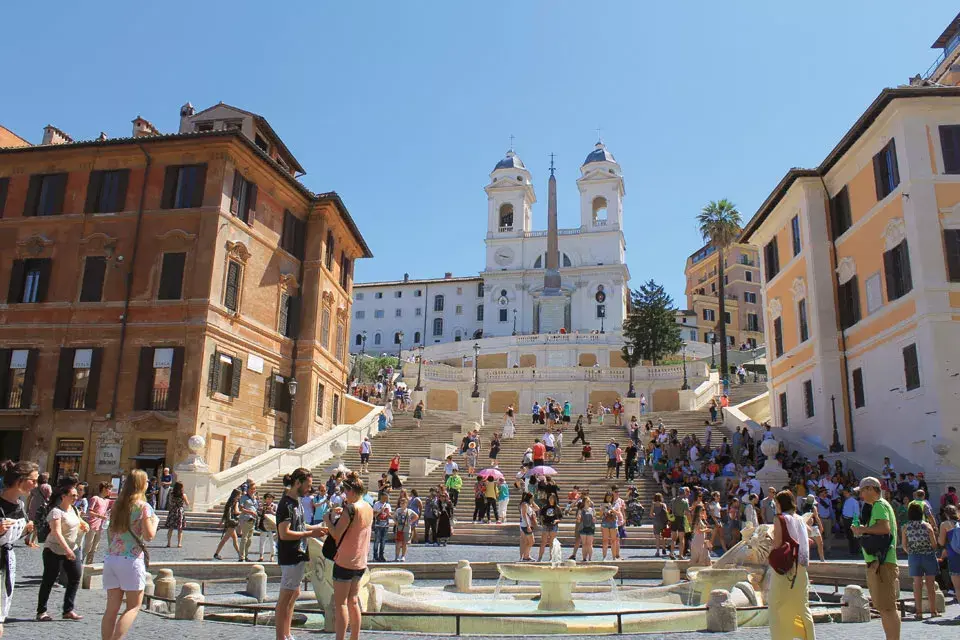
[3,2,956,303]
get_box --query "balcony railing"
[6,388,23,410]
[738,258,755,267]
[593,218,608,226]
[151,388,169,411]
[498,225,513,233]
[69,387,86,410]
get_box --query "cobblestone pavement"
[3,530,958,639]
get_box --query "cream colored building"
[684,242,763,349]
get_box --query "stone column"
[152,568,177,614]
[464,396,485,427]
[175,582,205,621]
[246,564,268,602]
[455,560,473,592]
[705,589,737,632]
[661,560,681,586]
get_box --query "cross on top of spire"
[508,134,515,152]
[549,152,556,176]
[596,126,603,144]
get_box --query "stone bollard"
[174,582,205,621]
[920,585,945,615]
[661,560,681,586]
[455,560,473,592]
[705,589,737,632]
[246,564,268,603]
[151,568,176,613]
[143,572,155,597]
[840,585,870,623]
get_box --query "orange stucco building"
[0,103,371,485]
[684,242,763,349]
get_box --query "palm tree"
[697,199,743,388]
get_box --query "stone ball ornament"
[187,435,206,454]
[759,437,779,458]
[330,439,347,457]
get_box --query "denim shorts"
[949,554,960,575]
[602,521,619,530]
[544,524,559,533]
[332,564,367,582]
[908,552,939,577]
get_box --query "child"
[393,496,419,562]
[257,493,278,562]
[581,442,592,462]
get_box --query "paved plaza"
[4,530,959,639]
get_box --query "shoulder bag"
[768,514,798,586]
[321,503,356,561]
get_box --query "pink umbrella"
[478,468,504,480]
[525,465,557,477]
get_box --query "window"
[499,308,508,322]
[375,292,383,299]
[332,393,340,424]
[278,293,300,338]
[745,270,753,282]
[477,282,484,297]
[54,347,101,410]
[728,335,736,347]
[355,333,363,346]
[414,331,421,344]
[597,304,606,319]
[374,309,384,319]
[702,309,715,322]
[433,317,443,336]
[903,343,920,391]
[280,210,306,260]
[873,139,900,200]
[355,292,364,301]
[711,283,716,293]
[335,320,345,362]
[829,186,852,240]
[724,312,731,324]
[477,304,484,321]
[747,313,759,332]
[773,317,784,357]
[852,368,865,408]
[395,308,402,317]
[689,330,697,341]
[394,332,403,345]
[434,295,444,312]
[939,125,960,174]
[0,177,8,217]
[744,291,757,303]
[779,392,788,427]
[394,291,402,299]
[764,238,780,281]
[724,275,729,285]
[85,170,130,214]
[161,164,206,209]
[946,230,960,281]
[208,351,241,398]
[316,383,325,418]
[355,310,365,319]
[134,346,184,411]
[0,349,37,409]
[455,305,463,315]
[790,215,801,256]
[456,287,463,295]
[838,276,861,330]
[324,231,335,270]
[7,258,51,304]
[415,308,422,317]
[339,252,351,289]
[79,256,107,302]
[229,171,257,223]
[798,299,809,343]
[373,332,381,346]
[158,252,186,300]
[24,173,67,216]
[498,203,514,228]
[865,273,884,314]
[268,374,292,413]
[414,289,422,297]
[802,379,814,418]
[321,308,331,350]
[255,134,269,153]
[224,260,242,312]
[454,329,462,342]
[883,240,913,301]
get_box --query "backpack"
[768,514,799,584]
[948,524,960,557]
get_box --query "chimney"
[131,116,159,138]
[178,101,195,134]
[444,272,453,279]
[403,273,410,282]
[41,125,73,145]
[97,132,108,141]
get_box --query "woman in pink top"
[324,472,372,640]
[83,482,111,564]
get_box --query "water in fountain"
[607,577,620,601]
[492,575,506,601]
[549,538,563,567]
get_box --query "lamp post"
[681,342,690,390]
[829,395,844,453]
[286,377,299,449]
[357,330,367,383]
[414,344,424,391]
[512,309,517,336]
[710,334,716,369]
[751,345,758,383]
[396,331,404,372]
[626,343,636,397]
[471,342,481,398]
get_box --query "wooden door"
[208,435,226,472]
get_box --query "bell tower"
[577,141,624,230]
[485,149,536,236]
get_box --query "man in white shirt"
[689,444,699,464]
[444,456,459,480]
[542,430,556,462]
[745,472,761,497]
[840,488,861,554]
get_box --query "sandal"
[36,613,52,622]
[63,611,83,621]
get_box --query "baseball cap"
[854,476,882,492]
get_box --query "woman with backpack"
[939,504,960,604]
[0,460,39,638]
[36,477,88,622]
[768,490,814,640]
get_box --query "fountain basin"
[496,562,618,611]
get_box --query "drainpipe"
[286,246,307,448]
[819,176,855,452]
[108,144,151,420]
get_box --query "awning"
[130,455,165,462]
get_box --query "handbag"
[129,529,150,569]
[768,514,798,585]
[321,504,355,561]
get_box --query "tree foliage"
[621,279,683,366]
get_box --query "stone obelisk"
[536,154,569,332]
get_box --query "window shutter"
[80,256,107,302]
[23,175,42,216]
[898,242,912,294]
[277,377,292,413]
[0,177,8,218]
[883,249,896,301]
[167,346,185,410]
[946,230,960,281]
[161,166,179,209]
[134,347,154,410]
[281,210,292,254]
[873,153,885,201]
[208,351,221,396]
[85,348,103,410]
[114,169,130,212]
[35,258,52,302]
[224,261,241,311]
[53,348,75,410]
[941,127,960,173]
[20,349,38,409]
[243,183,257,224]
[230,356,242,398]
[50,173,68,215]
[288,296,301,338]
[889,140,900,188]
[295,216,306,260]
[278,293,290,336]
[7,260,25,303]
[191,164,207,208]
[0,350,10,410]
[158,252,186,300]
[267,374,276,409]
[84,171,104,213]
[230,170,243,215]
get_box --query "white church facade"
[350,142,631,354]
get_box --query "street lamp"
[471,342,481,398]
[359,330,367,382]
[626,343,636,398]
[751,345,758,383]
[710,334,716,369]
[414,344,425,391]
[681,342,690,390]
[396,331,405,372]
[829,395,844,453]
[512,309,517,336]
[286,377,299,449]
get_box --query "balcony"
[151,387,169,411]
[68,387,86,410]
[498,225,513,233]
[6,388,23,410]
[738,257,755,267]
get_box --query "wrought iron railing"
[151,388,169,411]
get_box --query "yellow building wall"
[845,300,917,352]
[950,292,960,309]
[765,255,808,356]
[589,390,621,408]
[934,182,960,208]
[847,162,882,224]
[342,394,375,424]
[427,389,459,411]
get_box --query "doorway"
[0,430,23,461]
[208,435,227,472]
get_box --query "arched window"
[374,332,382,345]
[534,255,542,268]
[498,203,514,229]
[434,294,444,312]
[355,333,363,346]
[534,253,572,268]
[454,329,462,342]
[433,317,443,336]
[592,196,608,222]
[473,329,483,339]
[562,253,572,267]
[413,331,421,344]
[394,332,403,344]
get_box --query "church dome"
[583,141,616,165]
[494,150,525,171]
